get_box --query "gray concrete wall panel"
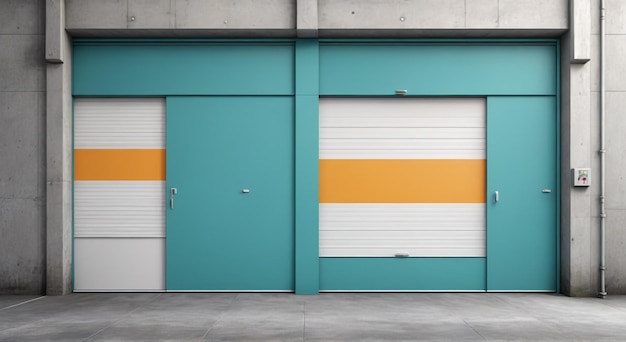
[319,0,465,29]
[0,0,44,35]
[606,209,626,293]
[66,0,128,29]
[175,0,294,29]
[0,91,46,294]
[591,0,600,35]
[66,0,295,30]
[498,0,567,29]
[465,0,499,28]
[604,91,626,294]
[591,34,601,92]
[605,93,626,208]
[606,0,626,35]
[0,0,46,295]
[64,0,568,37]
[605,35,626,91]
[0,92,45,200]
[0,198,45,294]
[0,35,45,92]
[319,0,567,30]
[128,0,175,29]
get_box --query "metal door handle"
[170,188,177,209]
[494,191,499,203]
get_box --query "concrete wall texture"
[1,0,624,296]
[0,0,47,294]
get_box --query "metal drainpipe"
[599,0,607,298]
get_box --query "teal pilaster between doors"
[295,40,320,294]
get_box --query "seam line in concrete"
[0,296,45,311]
[199,293,239,341]
[302,301,306,341]
[82,293,163,341]
[463,319,486,339]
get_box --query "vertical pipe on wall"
[599,0,607,298]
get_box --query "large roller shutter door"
[319,97,486,290]
[73,98,165,291]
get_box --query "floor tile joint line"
[0,296,45,311]
[82,292,164,341]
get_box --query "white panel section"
[74,98,165,148]
[319,97,486,159]
[74,238,165,291]
[74,181,165,238]
[320,203,485,257]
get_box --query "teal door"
[166,96,294,291]
[487,96,557,291]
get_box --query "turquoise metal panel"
[73,44,294,96]
[319,44,556,96]
[166,96,294,290]
[487,96,557,291]
[295,40,320,294]
[320,258,486,291]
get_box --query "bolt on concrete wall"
[0,0,47,294]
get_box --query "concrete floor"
[0,293,625,341]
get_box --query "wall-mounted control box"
[572,168,591,187]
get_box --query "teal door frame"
[72,38,560,294]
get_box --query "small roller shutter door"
[73,98,165,291]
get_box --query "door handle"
[170,188,177,209]
[494,191,499,203]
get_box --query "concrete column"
[0,0,47,295]
[46,0,73,295]
[560,10,596,296]
[297,0,318,37]
[570,0,591,63]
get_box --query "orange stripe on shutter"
[319,159,485,203]
[74,149,165,181]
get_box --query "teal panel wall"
[73,44,294,96]
[72,39,559,294]
[320,258,486,291]
[320,44,556,96]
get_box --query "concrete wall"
[0,0,47,294]
[4,0,626,296]
[63,0,567,37]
